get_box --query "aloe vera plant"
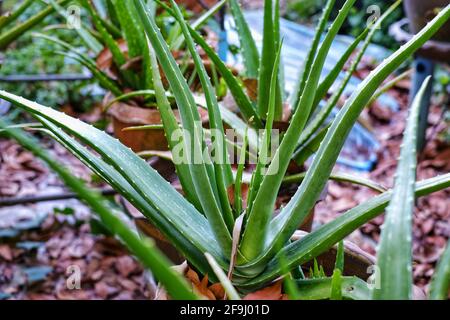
[1,0,450,300]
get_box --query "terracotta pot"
[404,0,450,42]
[399,0,450,62]
[108,102,172,152]
[106,94,209,153]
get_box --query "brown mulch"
[0,224,155,300]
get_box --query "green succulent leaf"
[294,276,371,300]
[373,77,431,300]
[0,90,226,273]
[283,171,387,194]
[167,0,235,228]
[49,0,103,55]
[0,0,34,30]
[134,0,232,254]
[205,253,241,300]
[34,32,122,96]
[239,173,450,287]
[146,36,203,211]
[229,0,260,79]
[170,0,228,51]
[429,242,450,300]
[110,0,145,58]
[256,0,278,119]
[79,0,138,88]
[245,41,283,217]
[159,3,262,127]
[0,0,71,49]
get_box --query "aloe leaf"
[273,0,284,118]
[123,124,166,131]
[256,0,277,119]
[335,241,345,273]
[105,0,120,29]
[34,33,122,96]
[54,50,122,96]
[142,32,154,90]
[110,0,144,58]
[38,119,215,275]
[289,0,335,110]
[312,28,369,112]
[0,122,198,300]
[238,173,450,287]
[278,250,301,300]
[78,0,124,64]
[170,0,234,229]
[134,0,232,254]
[293,124,330,166]
[90,0,121,38]
[313,0,402,112]
[429,242,450,300]
[244,41,283,219]
[0,122,41,131]
[373,77,431,300]
[368,68,413,107]
[0,90,228,268]
[103,90,158,111]
[234,129,248,217]
[294,277,371,300]
[243,4,450,273]
[0,0,71,49]
[159,2,262,127]
[239,0,357,263]
[330,241,344,300]
[205,253,241,300]
[283,171,387,193]
[0,0,34,30]
[330,269,343,300]
[229,0,259,79]
[189,26,262,127]
[79,0,139,88]
[146,36,203,211]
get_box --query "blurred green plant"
[33,0,227,110]
[0,0,101,110]
[286,0,403,50]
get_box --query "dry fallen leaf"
[243,281,283,300]
[0,245,13,261]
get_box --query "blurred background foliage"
[0,0,101,111]
[286,0,403,49]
